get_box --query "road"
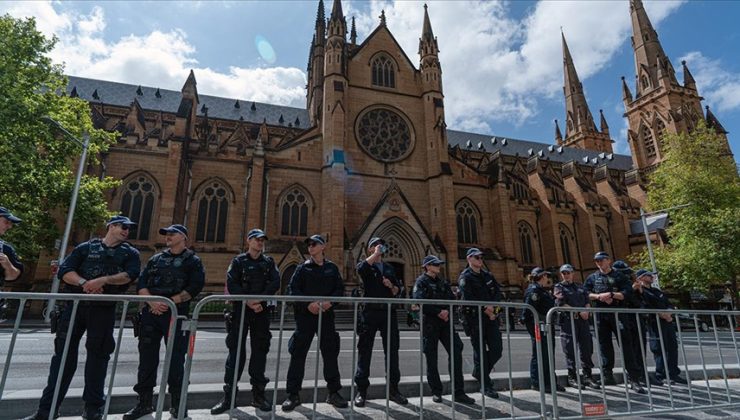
[1,325,738,393]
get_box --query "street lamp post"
[640,203,691,289]
[41,117,90,322]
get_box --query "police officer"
[0,207,24,286]
[521,267,564,393]
[211,228,280,414]
[281,235,348,411]
[353,237,407,407]
[633,269,688,385]
[413,255,475,404]
[458,247,502,398]
[553,264,600,389]
[123,224,205,420]
[584,252,645,394]
[23,215,141,420]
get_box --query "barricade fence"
[0,292,181,420]
[545,306,740,420]
[2,291,739,420]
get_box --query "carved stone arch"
[275,184,315,237]
[558,223,575,265]
[517,220,537,266]
[367,217,427,290]
[117,170,161,241]
[367,51,400,70]
[191,177,236,204]
[192,178,235,243]
[369,51,397,88]
[455,197,482,245]
[220,122,252,154]
[276,243,307,294]
[595,225,612,256]
[115,170,163,199]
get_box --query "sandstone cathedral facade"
[33,0,728,295]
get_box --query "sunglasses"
[116,224,130,231]
[470,255,482,260]
[428,263,441,267]
[561,271,573,274]
[308,242,321,247]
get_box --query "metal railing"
[545,306,740,419]
[0,292,181,420]
[178,295,547,420]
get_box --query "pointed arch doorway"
[368,217,428,292]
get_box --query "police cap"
[368,237,386,248]
[531,267,551,278]
[247,228,268,240]
[593,251,610,261]
[559,264,575,273]
[0,207,21,223]
[106,215,137,226]
[634,269,655,279]
[421,255,445,267]
[305,234,326,245]
[466,247,484,258]
[159,224,188,237]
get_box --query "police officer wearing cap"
[553,264,600,390]
[521,267,564,393]
[584,252,645,393]
[353,237,407,407]
[633,269,688,385]
[0,207,24,287]
[281,235,348,411]
[458,248,502,398]
[23,215,141,420]
[123,225,205,420]
[211,228,280,414]
[413,255,476,404]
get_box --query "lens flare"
[255,35,276,64]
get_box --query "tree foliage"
[641,122,740,292]
[0,15,119,260]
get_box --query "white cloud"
[679,51,740,113]
[348,0,684,134]
[0,1,307,107]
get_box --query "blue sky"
[3,0,739,158]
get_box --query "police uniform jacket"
[638,286,675,325]
[137,249,205,311]
[59,239,141,297]
[584,270,632,308]
[226,252,280,307]
[0,239,24,286]
[356,260,404,309]
[521,283,555,324]
[458,267,501,318]
[412,273,455,322]
[288,258,344,314]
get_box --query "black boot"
[567,369,586,389]
[210,386,236,415]
[251,387,272,412]
[169,389,187,419]
[123,393,154,420]
[582,369,601,389]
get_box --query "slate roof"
[447,129,634,171]
[66,76,635,170]
[66,76,309,128]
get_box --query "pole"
[639,203,691,289]
[42,120,90,322]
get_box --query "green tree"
[640,122,740,293]
[0,14,119,261]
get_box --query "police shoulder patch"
[531,293,539,301]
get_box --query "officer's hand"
[660,312,673,322]
[554,290,563,299]
[248,301,264,313]
[382,277,393,288]
[579,311,589,320]
[373,244,384,256]
[148,301,168,315]
[83,278,105,294]
[484,306,496,320]
[438,310,449,322]
[308,302,321,315]
[321,301,332,312]
[0,253,8,267]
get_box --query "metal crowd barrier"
[179,295,547,420]
[545,306,740,419]
[0,292,181,420]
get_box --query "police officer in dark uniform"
[633,269,688,385]
[281,235,348,411]
[458,247,502,398]
[584,252,645,394]
[23,215,141,420]
[353,237,408,407]
[553,264,600,390]
[123,224,205,420]
[211,228,280,414]
[0,207,24,287]
[521,267,564,393]
[413,255,475,405]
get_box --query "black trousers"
[38,303,116,414]
[423,317,465,396]
[649,320,681,381]
[594,312,642,379]
[467,316,503,387]
[133,306,189,395]
[526,321,555,387]
[286,311,341,394]
[354,309,400,392]
[223,304,271,389]
[559,315,594,371]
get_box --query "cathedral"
[32,0,728,295]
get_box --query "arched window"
[511,178,529,201]
[595,226,610,255]
[641,124,656,158]
[371,55,395,88]
[280,186,310,236]
[559,224,574,265]
[120,174,157,240]
[195,181,230,243]
[456,199,480,244]
[641,75,650,90]
[518,221,535,264]
[655,119,666,146]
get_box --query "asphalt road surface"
[1,325,737,394]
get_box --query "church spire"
[599,109,609,135]
[327,0,346,38]
[681,60,697,90]
[330,0,343,21]
[562,32,595,133]
[630,0,676,95]
[418,3,439,58]
[621,76,633,103]
[705,106,728,134]
[555,119,563,145]
[350,16,357,46]
[422,4,434,41]
[314,0,326,45]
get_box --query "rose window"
[356,108,413,162]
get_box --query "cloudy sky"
[3,0,739,157]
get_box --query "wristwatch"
[78,278,87,286]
